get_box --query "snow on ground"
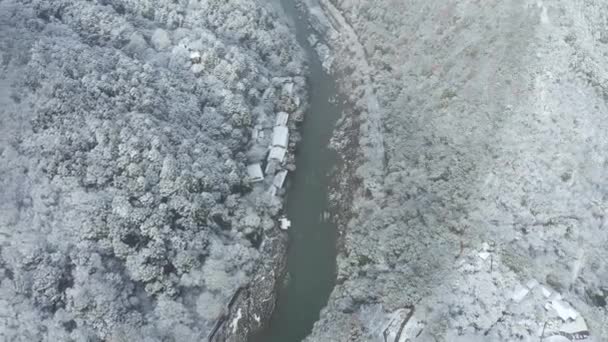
[303,0,608,340]
[0,0,304,340]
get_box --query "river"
[251,0,341,341]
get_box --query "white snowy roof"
[546,299,579,321]
[273,170,288,189]
[246,164,264,182]
[268,146,286,163]
[272,126,289,148]
[275,112,289,126]
[189,51,201,62]
[511,285,529,303]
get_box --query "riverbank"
[249,0,341,341]
[210,72,307,341]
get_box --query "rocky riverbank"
[0,0,306,340]
[302,0,608,341]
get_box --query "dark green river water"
[251,1,341,341]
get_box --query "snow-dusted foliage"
[0,0,304,340]
[302,0,608,341]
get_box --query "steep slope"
[0,0,305,340]
[303,0,608,340]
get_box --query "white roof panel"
[246,164,264,182]
[275,112,289,126]
[273,170,288,189]
[272,126,289,148]
[268,146,286,163]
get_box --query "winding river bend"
[252,1,341,341]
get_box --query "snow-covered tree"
[0,0,306,339]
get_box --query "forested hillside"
[0,0,304,340]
